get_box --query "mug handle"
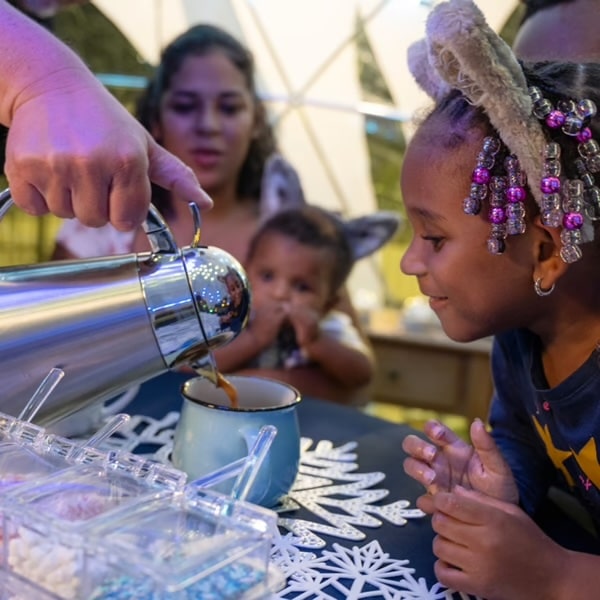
[101,385,140,418]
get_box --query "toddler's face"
[399,121,537,343]
[247,232,335,315]
[223,273,244,307]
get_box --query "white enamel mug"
[172,376,301,507]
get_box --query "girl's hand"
[430,487,567,600]
[402,419,518,511]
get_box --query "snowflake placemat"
[86,414,478,600]
[276,438,424,548]
[271,536,477,600]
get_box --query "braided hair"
[419,61,600,254]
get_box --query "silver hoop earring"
[534,277,555,297]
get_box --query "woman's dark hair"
[136,24,276,216]
[247,205,354,293]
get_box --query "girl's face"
[400,122,538,342]
[153,51,257,197]
[247,232,335,315]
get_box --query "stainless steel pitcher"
[0,189,250,427]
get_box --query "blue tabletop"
[121,370,440,594]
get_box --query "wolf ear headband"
[260,153,401,261]
[409,0,599,262]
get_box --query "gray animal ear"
[260,153,306,219]
[407,38,450,102]
[344,211,402,261]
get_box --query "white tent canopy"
[92,0,519,306]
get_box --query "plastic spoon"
[230,425,278,502]
[188,456,246,490]
[17,367,65,423]
[69,412,131,461]
[84,413,130,448]
[188,425,277,502]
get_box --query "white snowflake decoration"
[276,438,424,549]
[271,539,480,600]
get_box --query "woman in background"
[52,23,373,405]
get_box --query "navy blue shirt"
[490,329,600,529]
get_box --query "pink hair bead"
[489,207,507,224]
[505,186,526,203]
[576,127,593,143]
[472,166,491,185]
[546,110,566,129]
[563,211,584,230]
[541,176,561,194]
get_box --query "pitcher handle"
[0,188,12,220]
[0,187,178,255]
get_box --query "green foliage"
[52,3,154,113]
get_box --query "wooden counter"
[365,309,494,422]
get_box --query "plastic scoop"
[69,413,131,462]
[230,425,277,502]
[188,424,278,502]
[17,367,65,423]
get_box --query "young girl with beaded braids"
[400,0,600,598]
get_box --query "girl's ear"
[259,153,306,219]
[531,215,569,286]
[343,211,402,261]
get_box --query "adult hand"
[402,418,518,513]
[0,0,212,230]
[5,73,212,231]
[430,486,568,600]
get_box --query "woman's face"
[153,50,257,198]
[400,121,538,343]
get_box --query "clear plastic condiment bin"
[0,568,61,599]
[0,411,283,598]
[1,470,283,599]
[87,487,283,599]
[0,462,176,598]
[0,418,108,565]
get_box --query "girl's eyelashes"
[421,235,445,251]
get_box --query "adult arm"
[0,0,211,229]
